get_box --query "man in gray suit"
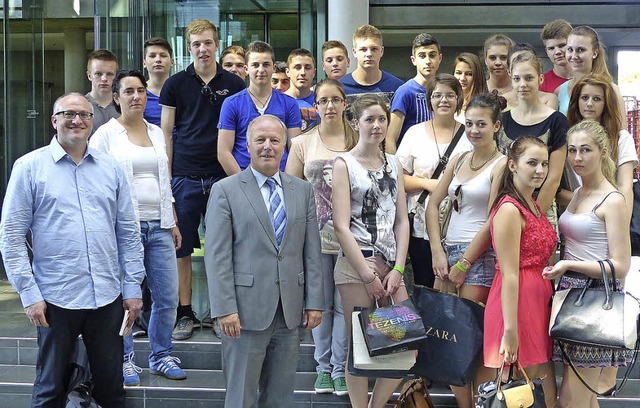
[205,114,324,407]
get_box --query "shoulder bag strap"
[416,124,466,205]
[559,338,639,397]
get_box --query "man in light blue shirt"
[0,92,145,407]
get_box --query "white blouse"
[90,118,176,229]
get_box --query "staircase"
[1,257,640,407]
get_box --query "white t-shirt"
[396,122,471,240]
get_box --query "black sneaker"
[191,312,202,329]
[131,322,147,338]
[200,310,213,328]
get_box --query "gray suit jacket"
[204,168,324,331]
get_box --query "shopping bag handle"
[374,294,396,309]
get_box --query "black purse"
[549,259,638,350]
[475,361,546,408]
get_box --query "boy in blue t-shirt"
[217,41,301,175]
[387,33,442,152]
[339,24,403,123]
[284,48,318,131]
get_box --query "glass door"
[1,0,49,200]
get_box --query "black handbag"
[410,286,484,386]
[549,259,639,350]
[475,361,546,408]
[359,298,428,357]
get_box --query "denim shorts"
[445,243,496,288]
[171,175,221,258]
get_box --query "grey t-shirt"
[85,93,120,134]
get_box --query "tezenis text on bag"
[367,313,418,330]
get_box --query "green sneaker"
[314,372,334,394]
[333,376,348,396]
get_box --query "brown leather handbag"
[392,378,435,408]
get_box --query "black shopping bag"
[410,286,484,386]
[359,298,428,357]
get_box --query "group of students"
[70,15,636,408]
[273,20,635,408]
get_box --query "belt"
[361,249,376,258]
[360,249,390,264]
[338,248,390,263]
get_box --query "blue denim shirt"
[0,137,145,309]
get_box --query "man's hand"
[219,313,242,338]
[123,298,143,328]
[25,301,48,327]
[303,310,322,330]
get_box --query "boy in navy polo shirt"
[340,24,403,103]
[285,48,318,131]
[159,19,245,340]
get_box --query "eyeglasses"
[452,184,462,213]
[55,111,94,120]
[431,93,457,100]
[201,84,220,105]
[316,97,344,106]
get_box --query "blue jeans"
[312,253,347,379]
[124,221,178,363]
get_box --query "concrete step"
[2,362,640,407]
[0,364,461,407]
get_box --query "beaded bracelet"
[392,265,405,275]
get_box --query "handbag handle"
[603,258,618,292]
[575,261,613,310]
[496,360,535,398]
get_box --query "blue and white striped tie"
[266,177,286,246]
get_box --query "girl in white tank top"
[425,93,507,407]
[543,120,632,407]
